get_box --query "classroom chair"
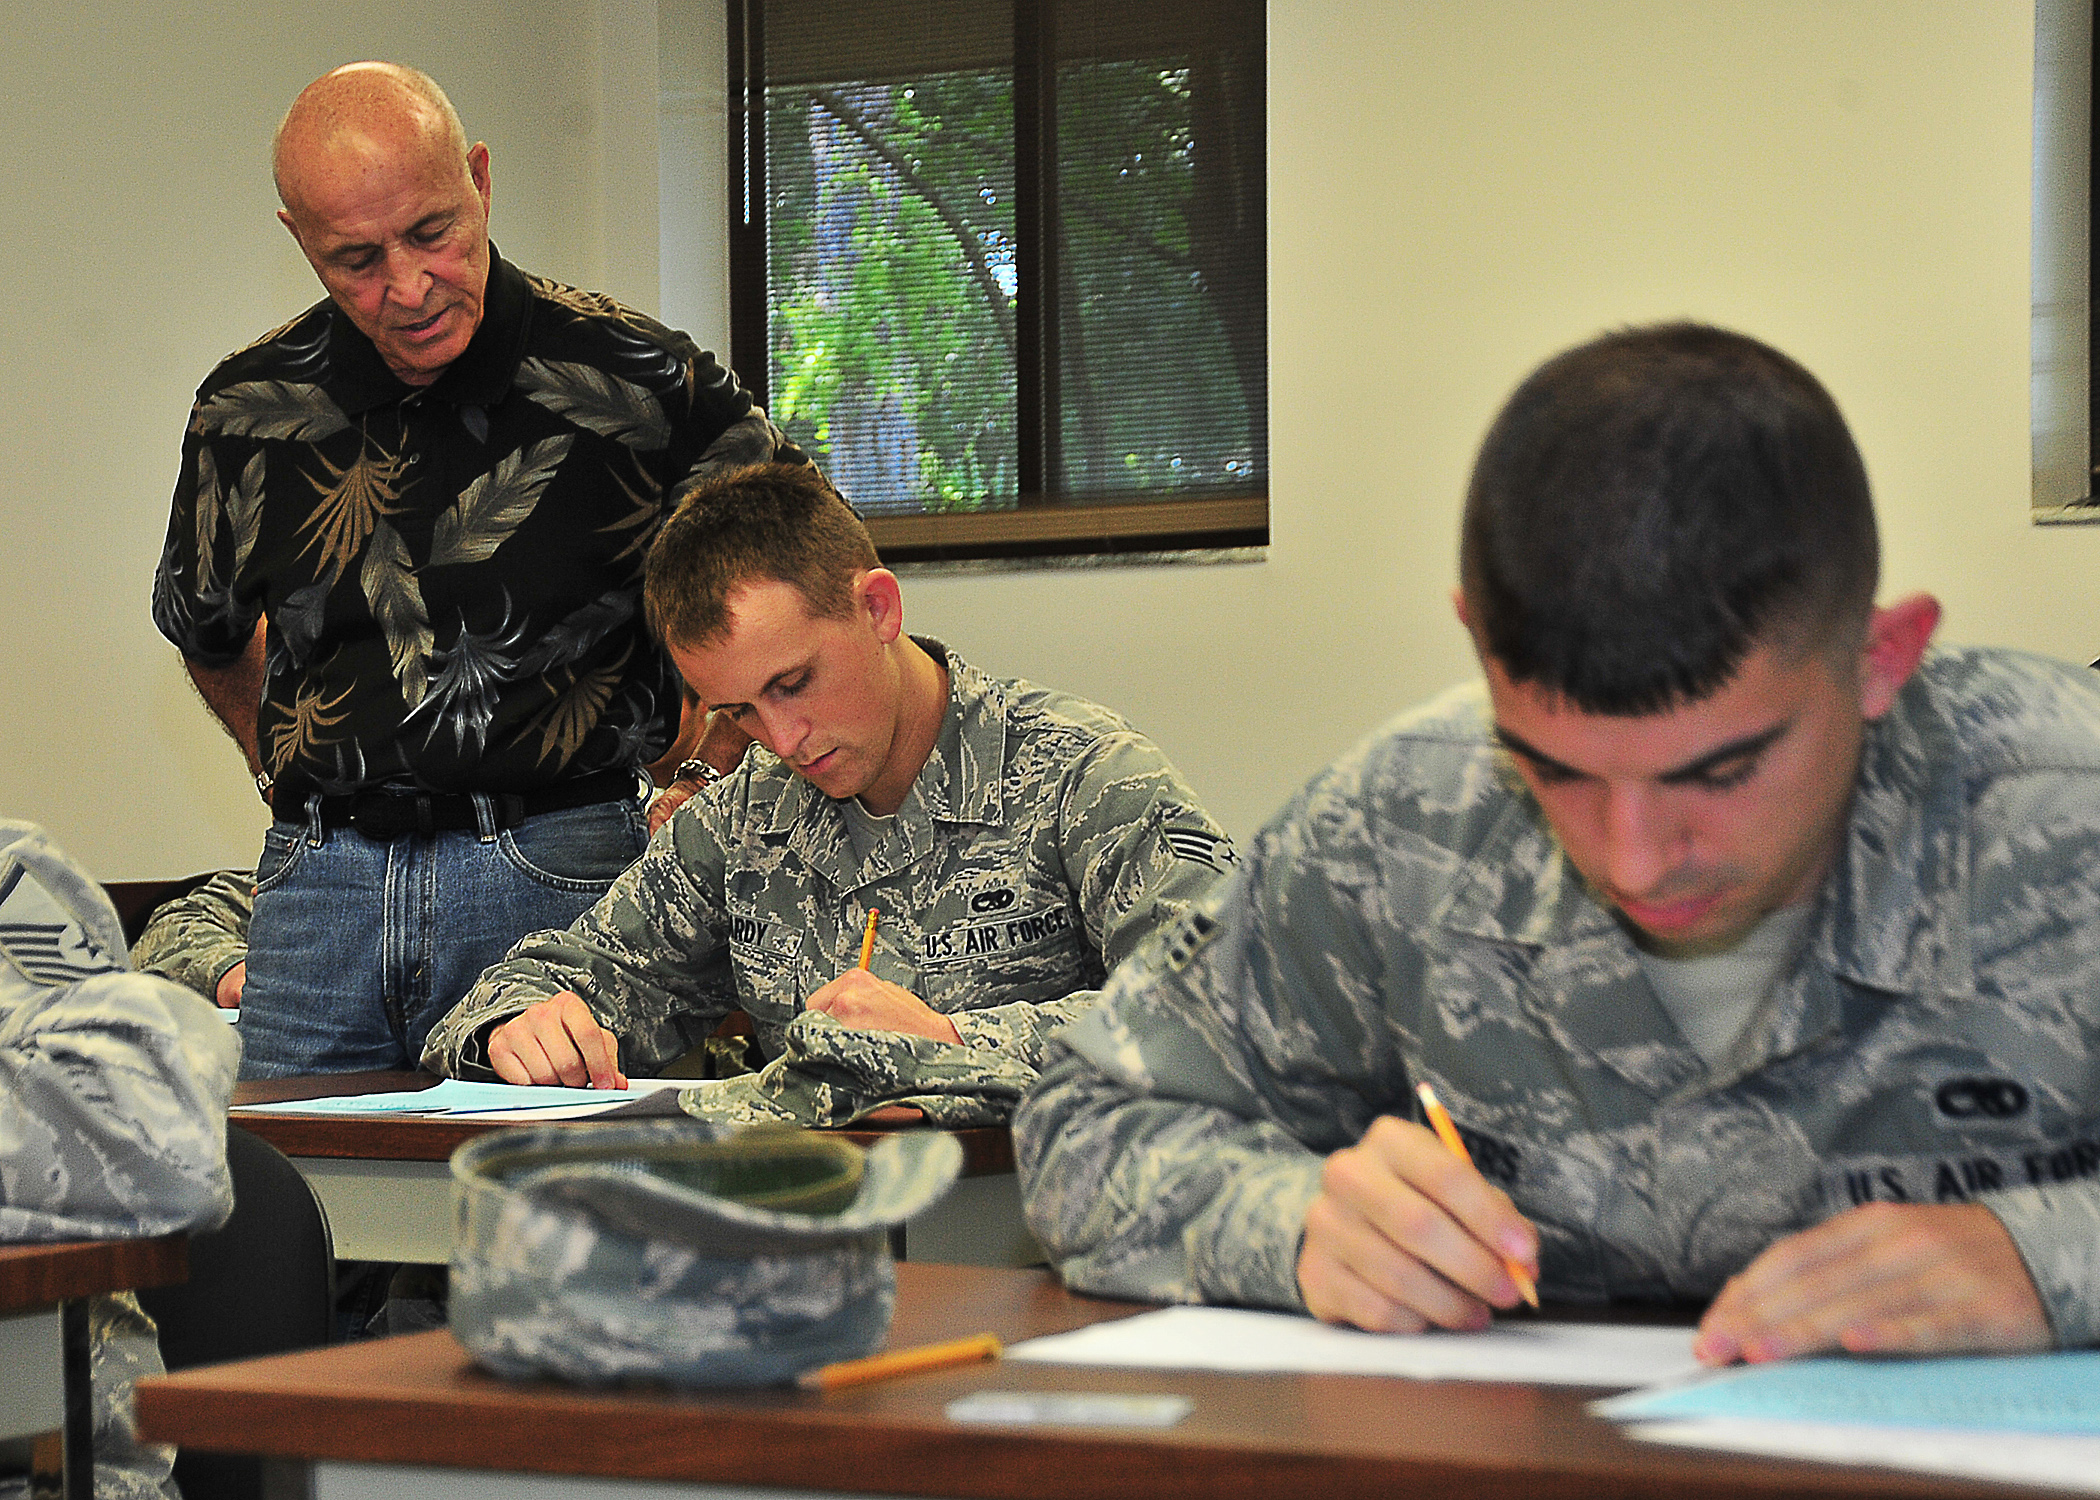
[101,873,225,946]
[138,1124,335,1500]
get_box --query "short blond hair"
[645,465,879,649]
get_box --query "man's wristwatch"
[673,759,723,788]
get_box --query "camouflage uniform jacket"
[0,821,239,1500]
[425,640,1238,1087]
[1016,648,2100,1347]
[130,869,253,1003]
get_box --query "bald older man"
[152,63,784,1078]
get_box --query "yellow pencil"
[858,907,880,969]
[797,1331,1002,1392]
[1415,1082,1539,1308]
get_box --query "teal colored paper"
[1598,1352,2100,1435]
[239,1079,636,1114]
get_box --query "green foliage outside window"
[764,55,1262,515]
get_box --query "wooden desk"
[137,1262,2049,1500]
[233,1073,1036,1266]
[0,1237,188,1500]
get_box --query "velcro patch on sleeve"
[1159,906,1220,972]
[1163,826,1239,874]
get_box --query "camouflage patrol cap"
[450,1119,961,1387]
[0,819,130,1002]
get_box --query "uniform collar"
[1433,780,1713,1097]
[900,637,1006,827]
[1433,771,1621,948]
[320,243,533,415]
[1818,661,1975,999]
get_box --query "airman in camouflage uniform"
[130,870,252,1007]
[424,464,1234,1113]
[425,639,1234,1100]
[1021,653,2100,1330]
[0,821,238,1500]
[1017,325,2100,1364]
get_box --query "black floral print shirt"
[153,246,785,803]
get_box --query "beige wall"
[906,0,2086,842]
[0,0,648,875]
[0,0,2078,878]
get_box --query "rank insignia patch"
[1163,826,1239,874]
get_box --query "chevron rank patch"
[0,860,116,989]
[1163,825,1239,874]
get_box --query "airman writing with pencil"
[423,464,1237,1120]
[1017,324,2100,1362]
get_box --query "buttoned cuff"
[1983,1180,2100,1347]
[439,1020,507,1081]
[1187,1149,1325,1313]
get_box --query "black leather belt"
[299,768,638,841]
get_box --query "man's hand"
[487,992,628,1089]
[647,785,696,835]
[214,961,245,1009]
[692,707,755,774]
[646,712,757,833]
[1693,1202,2051,1365]
[804,968,962,1043]
[1296,1115,1539,1334]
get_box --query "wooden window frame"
[725,0,1268,563]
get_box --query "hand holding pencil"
[1295,1087,1541,1336]
[802,905,963,1044]
[1416,1084,1538,1308]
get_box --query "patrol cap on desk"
[0,819,130,1000]
[450,1119,961,1387]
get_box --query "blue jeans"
[237,794,648,1080]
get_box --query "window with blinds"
[728,0,1267,561]
[2032,0,2092,522]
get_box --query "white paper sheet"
[422,1077,694,1121]
[235,1076,692,1120]
[1626,1418,2100,1493]
[1006,1305,1704,1388]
